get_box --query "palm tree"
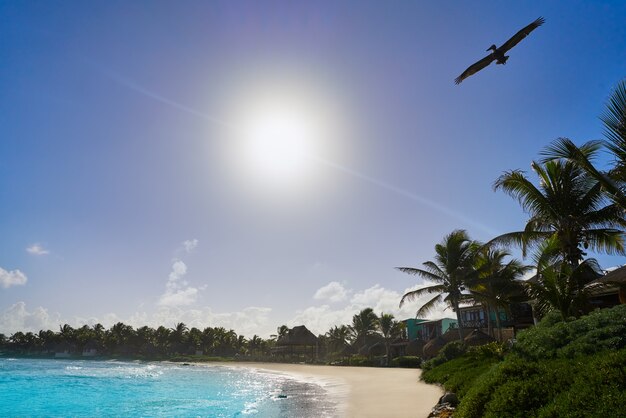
[469,248,530,340]
[59,324,75,344]
[526,238,604,319]
[326,325,351,354]
[377,313,405,366]
[492,159,625,267]
[170,322,189,354]
[541,79,626,206]
[349,308,379,350]
[398,229,479,341]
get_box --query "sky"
[1,1,625,337]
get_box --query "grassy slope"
[421,305,626,417]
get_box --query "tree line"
[0,307,404,362]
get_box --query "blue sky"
[1,1,625,337]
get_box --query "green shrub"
[421,354,500,398]
[467,341,507,359]
[536,350,626,418]
[455,349,626,418]
[514,305,626,360]
[348,355,373,367]
[390,356,421,368]
[422,340,467,371]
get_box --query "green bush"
[421,354,500,398]
[467,341,507,359]
[456,350,626,418]
[390,356,421,368]
[422,340,467,371]
[513,305,626,360]
[425,306,626,418]
[348,355,373,367]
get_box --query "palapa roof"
[423,336,448,358]
[367,342,386,356]
[464,329,496,346]
[599,265,626,284]
[405,338,425,357]
[442,328,472,343]
[276,325,318,346]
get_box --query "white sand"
[224,363,442,418]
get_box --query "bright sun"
[236,99,322,187]
[243,105,314,179]
[224,77,348,193]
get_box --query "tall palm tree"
[377,313,405,366]
[398,229,479,341]
[469,248,530,339]
[349,308,379,350]
[492,159,625,267]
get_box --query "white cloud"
[0,267,28,288]
[314,281,349,303]
[26,243,49,255]
[0,302,61,334]
[289,283,450,335]
[158,259,199,307]
[0,302,273,338]
[182,239,198,253]
[158,287,198,307]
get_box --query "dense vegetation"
[422,305,626,417]
[0,306,406,365]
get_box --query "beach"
[226,363,443,418]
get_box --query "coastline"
[221,362,443,418]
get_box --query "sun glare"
[241,104,315,182]
[222,75,349,195]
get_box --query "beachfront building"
[588,265,626,307]
[403,318,458,341]
[54,342,73,358]
[82,340,100,357]
[456,302,534,340]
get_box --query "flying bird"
[454,17,545,84]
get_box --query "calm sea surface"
[0,358,339,417]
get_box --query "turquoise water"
[0,358,338,417]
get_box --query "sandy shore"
[223,362,442,418]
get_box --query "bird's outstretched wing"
[499,17,545,53]
[454,54,496,84]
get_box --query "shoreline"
[219,362,443,418]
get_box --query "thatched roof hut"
[338,343,356,357]
[423,336,448,359]
[368,342,386,357]
[405,338,425,357]
[442,328,472,343]
[598,266,626,304]
[601,266,626,284]
[275,325,319,359]
[276,325,318,346]
[464,329,496,347]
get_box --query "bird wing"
[454,53,496,84]
[499,17,545,53]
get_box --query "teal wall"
[403,318,428,341]
[403,318,458,340]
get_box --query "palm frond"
[415,293,444,318]
[399,284,446,307]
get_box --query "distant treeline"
[0,307,405,363]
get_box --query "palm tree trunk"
[494,309,502,342]
[454,301,464,341]
[385,341,390,366]
[485,305,493,338]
